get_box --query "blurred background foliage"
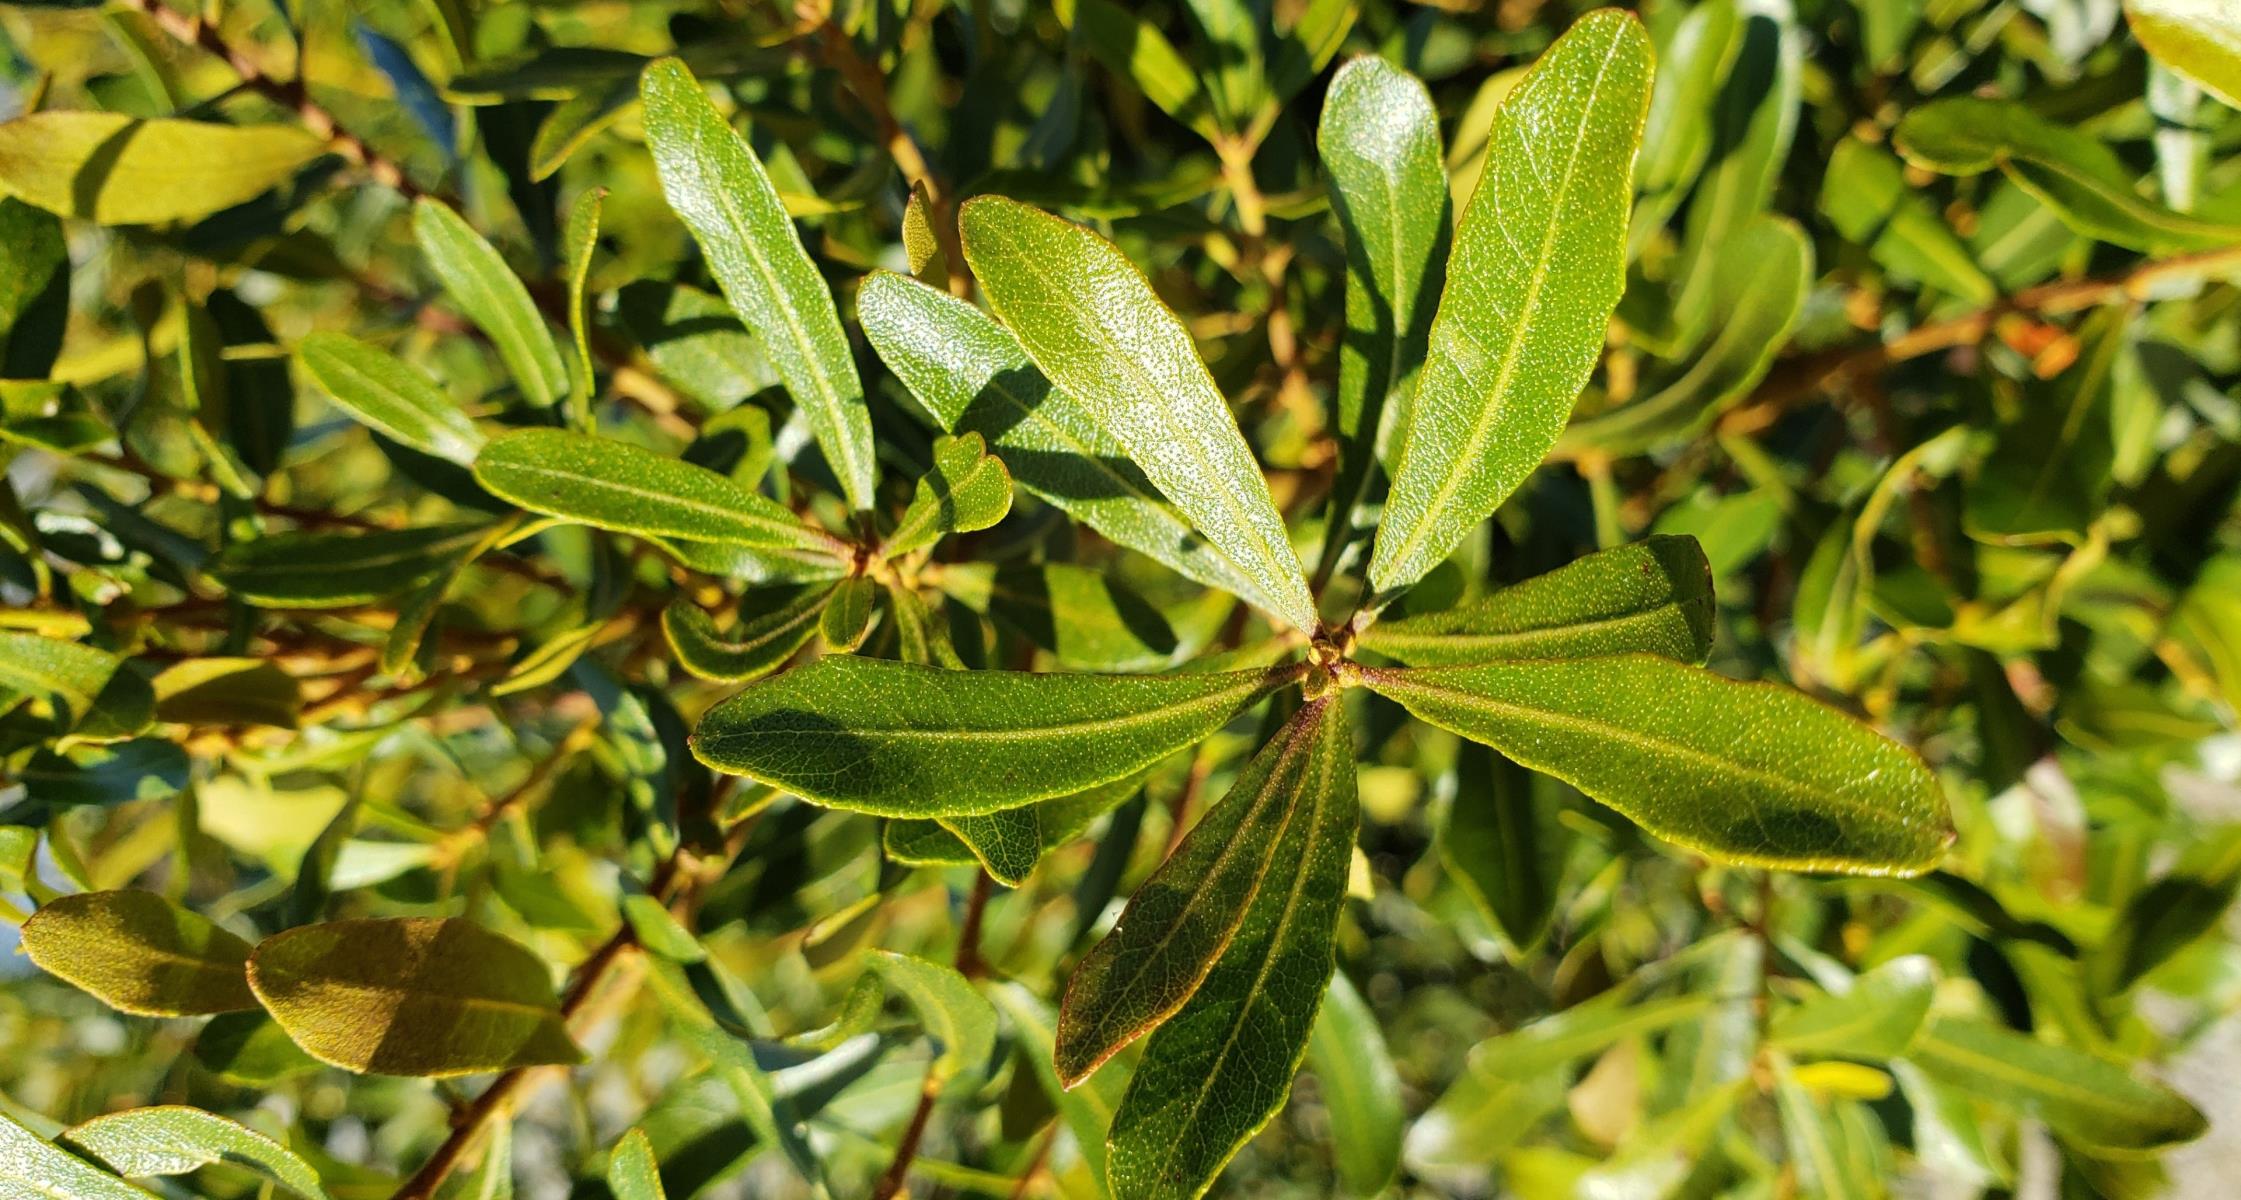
[0,0,2239,1197]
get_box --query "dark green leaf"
[818,576,877,651]
[1360,536,1714,665]
[210,522,491,608]
[1440,742,1565,952]
[660,586,831,682]
[1304,972,1402,1198]
[17,739,187,808]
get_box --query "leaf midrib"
[1367,603,1686,657]
[1381,26,1629,582]
[486,456,821,550]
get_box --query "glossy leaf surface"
[294,333,484,466]
[1360,535,1714,665]
[411,199,571,409]
[883,432,1013,558]
[474,428,841,554]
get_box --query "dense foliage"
[1,0,2238,1197]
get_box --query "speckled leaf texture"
[1318,55,1448,537]
[64,1106,327,1200]
[0,1112,156,1200]
[410,199,570,410]
[1368,10,1653,598]
[691,654,1295,816]
[1056,702,1340,1085]
[1360,535,1714,665]
[473,428,843,556]
[606,1130,666,1200]
[959,197,1320,633]
[858,270,1268,607]
[294,332,483,466]
[639,58,877,511]
[883,432,1014,558]
[247,917,584,1076]
[1361,656,1952,874]
[22,890,256,1016]
[1104,698,1358,1200]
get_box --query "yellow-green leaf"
[639,58,876,510]
[1368,10,1655,597]
[959,196,1318,633]
[1304,972,1403,1198]
[246,917,584,1077]
[606,1129,666,1200]
[881,432,1013,558]
[2127,0,2241,110]
[411,199,571,408]
[294,332,484,466]
[0,1112,157,1200]
[1359,536,1714,666]
[22,890,256,1016]
[1359,655,1952,874]
[1906,1018,2208,1155]
[0,111,322,226]
[63,1107,328,1200]
[865,950,998,1083]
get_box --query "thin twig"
[811,14,971,296]
[870,870,996,1200]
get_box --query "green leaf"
[0,1112,157,1200]
[865,950,999,1083]
[1561,216,1812,456]
[2127,0,2241,110]
[818,576,877,652]
[1181,0,1265,128]
[889,775,1144,883]
[959,196,1318,633]
[1963,306,2127,545]
[210,522,492,608]
[940,562,1202,673]
[622,894,706,963]
[987,982,1126,1197]
[1367,11,1654,598]
[1895,98,2241,251]
[152,657,300,729]
[410,199,571,409]
[1057,702,1350,1084]
[293,332,484,466]
[1667,1,1799,348]
[606,1129,666,1200]
[1317,55,1448,544]
[1773,1060,1882,1200]
[1770,955,1937,1060]
[1360,536,1714,665]
[1440,742,1565,952]
[0,633,124,729]
[692,654,1295,816]
[660,586,831,682]
[246,917,585,1077]
[1819,138,1996,304]
[1359,655,1951,874]
[1906,1018,2208,1155]
[561,187,605,420]
[1304,972,1402,1198]
[1629,0,1741,252]
[0,111,322,226]
[21,890,256,1016]
[0,380,112,455]
[0,196,68,379]
[639,58,876,510]
[175,303,257,500]
[616,282,779,410]
[1061,0,1218,142]
[18,739,188,809]
[192,1013,321,1086]
[1105,697,1357,1200]
[473,428,842,555]
[63,1107,327,1200]
[882,433,1013,558]
[858,270,1268,607]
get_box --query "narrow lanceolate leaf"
[2126,0,2241,111]
[64,1107,327,1200]
[22,890,256,1016]
[1772,1060,1879,1200]
[960,196,1318,633]
[606,1130,666,1200]
[1442,743,1566,952]
[639,58,876,510]
[1771,956,1937,1061]
[691,654,1295,816]
[474,428,842,555]
[1818,139,1995,305]
[1906,1018,2208,1155]
[866,951,999,1083]
[889,774,1145,883]
[1368,11,1654,598]
[857,270,1267,607]
[661,586,831,682]
[1304,973,1404,1198]
[1895,98,2241,252]
[0,1113,157,1200]
[882,433,1014,558]
[1361,536,1714,666]
[1057,704,1345,1085]
[988,983,1129,1196]
[411,199,571,408]
[1360,655,1952,874]
[295,333,485,465]
[247,917,584,1076]
[1317,56,1448,539]
[562,187,605,420]
[210,523,492,608]
[1561,216,1811,455]
[0,112,322,226]
[1106,698,1358,1200]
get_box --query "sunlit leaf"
[2127,0,2241,110]
[866,950,998,1083]
[294,332,484,466]
[1906,1018,2208,1155]
[0,111,321,225]
[606,1129,666,1200]
[64,1107,327,1200]
[0,1112,157,1200]
[1360,536,1714,666]
[881,432,1013,558]
[22,890,256,1016]
[411,198,571,408]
